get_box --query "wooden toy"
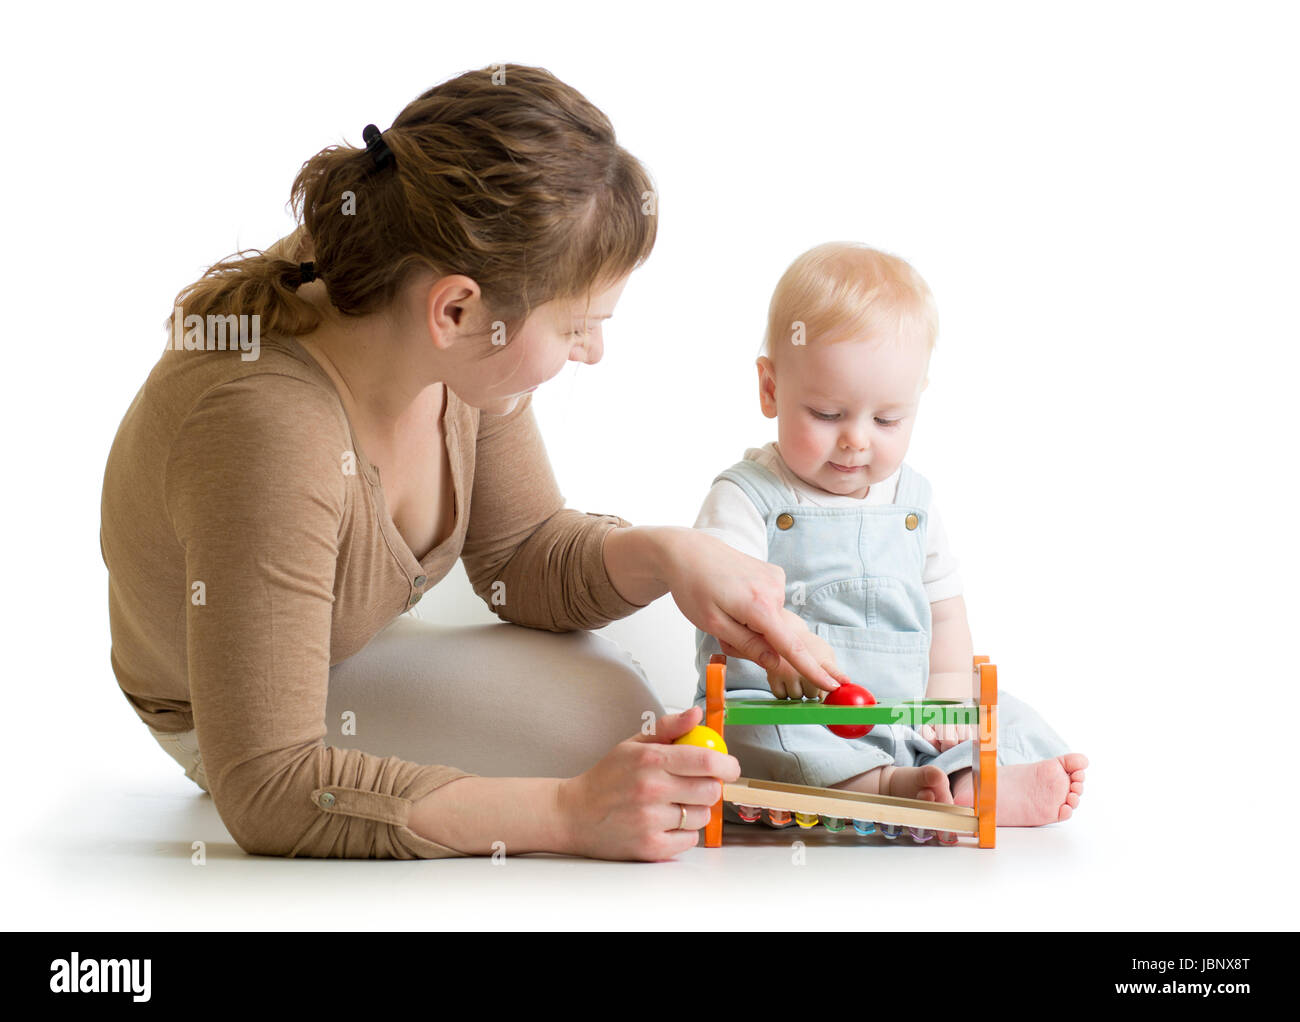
[701,652,998,848]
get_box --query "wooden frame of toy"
[702,653,998,848]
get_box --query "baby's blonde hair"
[762,242,939,363]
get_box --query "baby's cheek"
[774,429,816,478]
[783,422,826,467]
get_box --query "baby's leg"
[828,723,952,801]
[831,762,953,803]
[797,723,953,802]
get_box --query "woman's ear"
[424,273,483,351]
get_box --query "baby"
[692,243,1087,827]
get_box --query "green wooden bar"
[723,699,981,727]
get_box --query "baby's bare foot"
[833,764,953,804]
[951,754,1088,826]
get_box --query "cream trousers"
[147,611,666,792]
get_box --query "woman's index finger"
[747,601,844,691]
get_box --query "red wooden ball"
[824,682,877,739]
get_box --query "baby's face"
[757,333,930,499]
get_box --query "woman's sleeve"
[460,392,645,631]
[166,374,474,859]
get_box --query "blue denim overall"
[693,456,1070,798]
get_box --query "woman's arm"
[599,524,672,606]
[603,525,847,692]
[407,706,741,860]
[460,393,645,631]
[407,776,570,855]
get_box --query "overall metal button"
[776,513,795,530]
[905,513,919,530]
[319,792,336,808]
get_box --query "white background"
[2,0,1297,930]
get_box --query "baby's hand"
[761,609,848,700]
[918,724,978,752]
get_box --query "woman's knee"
[322,618,666,779]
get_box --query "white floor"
[8,564,1298,931]
[8,0,1300,936]
[7,741,1293,931]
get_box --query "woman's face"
[460,273,630,415]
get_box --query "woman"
[100,64,845,863]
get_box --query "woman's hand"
[659,529,849,694]
[555,706,741,861]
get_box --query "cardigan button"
[905,513,919,530]
[776,513,795,530]
[413,574,427,588]
[319,792,336,809]
[408,592,423,607]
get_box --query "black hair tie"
[298,262,318,285]
[362,123,396,172]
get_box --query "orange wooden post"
[972,656,998,848]
[705,653,727,848]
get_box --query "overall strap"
[893,462,932,511]
[713,458,793,518]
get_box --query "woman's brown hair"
[169,64,658,347]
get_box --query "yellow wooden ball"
[674,724,728,755]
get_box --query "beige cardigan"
[99,315,641,860]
